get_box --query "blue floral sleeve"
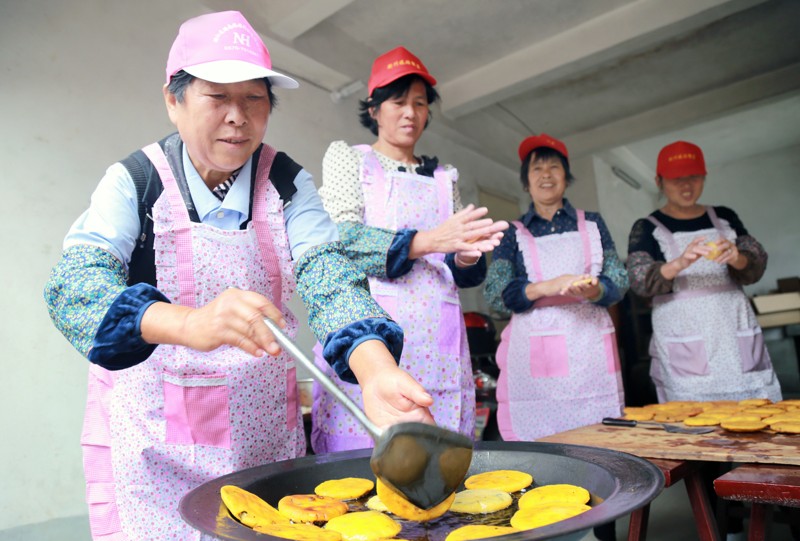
[295,241,404,383]
[43,244,168,368]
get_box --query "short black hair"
[166,70,277,108]
[358,74,440,136]
[519,146,574,189]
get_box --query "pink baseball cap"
[166,11,298,88]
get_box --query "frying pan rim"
[179,441,665,541]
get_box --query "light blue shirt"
[65,145,338,266]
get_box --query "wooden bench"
[629,458,719,541]
[714,464,800,541]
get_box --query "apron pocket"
[163,372,231,448]
[438,297,463,355]
[664,335,709,376]
[601,329,621,374]
[737,327,771,372]
[529,330,569,378]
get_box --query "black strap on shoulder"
[270,151,301,204]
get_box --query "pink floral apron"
[495,212,624,441]
[647,207,781,402]
[310,146,475,453]
[80,143,304,540]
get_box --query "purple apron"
[647,207,781,403]
[80,143,304,540]
[495,212,624,441]
[311,145,475,453]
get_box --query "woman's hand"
[349,340,435,430]
[526,274,599,301]
[141,287,286,357]
[559,274,601,299]
[660,236,710,280]
[410,204,509,260]
[711,238,747,269]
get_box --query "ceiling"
[205,0,800,192]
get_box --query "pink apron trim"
[253,145,296,430]
[252,145,282,310]
[534,296,583,308]
[141,143,196,308]
[358,146,387,229]
[494,323,520,441]
[576,210,591,275]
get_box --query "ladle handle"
[263,318,382,440]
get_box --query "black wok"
[180,441,664,541]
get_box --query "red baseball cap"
[656,141,707,179]
[517,133,569,162]
[367,46,437,96]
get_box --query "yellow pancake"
[253,521,342,541]
[315,477,375,501]
[444,525,520,541]
[364,494,389,512]
[741,407,785,418]
[738,398,772,407]
[623,407,654,421]
[464,469,533,493]
[683,416,721,427]
[518,484,590,508]
[770,421,800,434]
[219,485,289,528]
[323,510,401,541]
[510,502,591,530]
[763,414,800,426]
[277,494,348,523]
[720,419,768,433]
[449,489,513,514]
[376,479,455,521]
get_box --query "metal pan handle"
[602,417,637,427]
[263,318,382,440]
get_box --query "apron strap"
[141,142,197,308]
[647,215,689,292]
[357,146,387,229]
[576,209,592,275]
[705,206,727,239]
[251,145,282,311]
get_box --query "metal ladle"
[263,318,473,509]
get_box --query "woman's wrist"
[454,253,479,267]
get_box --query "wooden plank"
[537,424,800,466]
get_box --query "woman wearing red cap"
[484,134,628,442]
[313,46,508,453]
[627,141,781,403]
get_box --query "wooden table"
[538,423,800,540]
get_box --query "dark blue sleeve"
[446,253,488,288]
[502,277,535,313]
[321,317,404,384]
[386,229,417,278]
[88,282,171,370]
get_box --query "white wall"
[0,0,519,534]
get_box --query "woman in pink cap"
[483,134,628,442]
[44,13,436,540]
[312,46,508,453]
[627,140,781,404]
